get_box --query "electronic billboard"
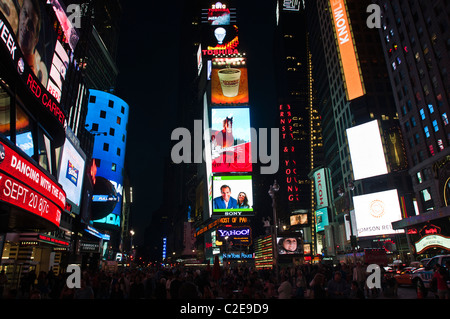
[212,175,253,217]
[211,107,252,173]
[211,57,248,105]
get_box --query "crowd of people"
[0,261,427,300]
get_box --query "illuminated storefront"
[0,0,87,284]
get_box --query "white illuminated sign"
[415,234,450,254]
[353,189,404,237]
[347,120,388,180]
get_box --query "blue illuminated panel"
[86,90,129,228]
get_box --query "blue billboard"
[85,90,129,229]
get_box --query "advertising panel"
[415,234,450,254]
[202,24,239,56]
[0,2,68,129]
[212,175,253,217]
[211,57,248,105]
[346,120,388,180]
[57,129,86,214]
[203,94,213,217]
[211,107,252,173]
[352,189,405,237]
[329,0,365,100]
[315,207,329,232]
[0,138,65,227]
[201,2,236,25]
[217,225,252,246]
[313,168,331,209]
[276,236,303,255]
[290,213,308,226]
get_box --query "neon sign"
[280,104,300,203]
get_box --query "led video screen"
[347,120,388,180]
[211,107,252,173]
[212,175,253,216]
[58,134,86,212]
[211,57,248,105]
[352,189,405,237]
[315,207,330,232]
[277,236,303,255]
[202,24,239,55]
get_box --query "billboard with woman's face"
[277,236,303,255]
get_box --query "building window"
[414,133,420,144]
[103,143,109,151]
[100,110,106,118]
[416,171,423,183]
[442,113,448,125]
[424,126,430,137]
[109,128,115,136]
[108,100,114,108]
[117,148,121,156]
[89,95,96,103]
[121,106,125,114]
[419,108,425,120]
[411,116,417,127]
[92,123,99,131]
[117,116,121,125]
[112,163,116,172]
[420,188,434,211]
[428,104,434,113]
[433,120,439,132]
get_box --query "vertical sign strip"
[329,0,365,100]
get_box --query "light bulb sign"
[202,25,239,56]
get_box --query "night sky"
[115,1,278,245]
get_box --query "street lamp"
[268,180,280,276]
[338,181,358,264]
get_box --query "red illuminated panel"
[329,0,364,100]
[0,141,66,209]
[38,234,69,246]
[0,172,62,227]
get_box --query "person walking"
[278,275,292,299]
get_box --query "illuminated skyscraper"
[374,1,450,249]
[274,2,323,256]
[307,0,415,259]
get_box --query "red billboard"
[0,139,65,227]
